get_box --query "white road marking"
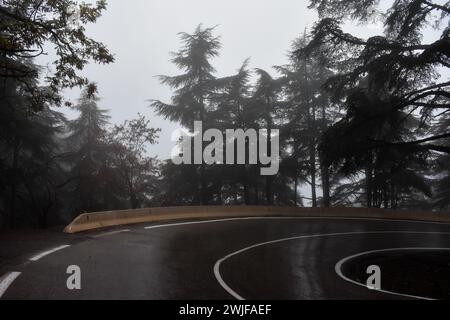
[145,216,450,230]
[5,217,450,299]
[92,229,131,238]
[335,247,450,300]
[29,245,71,262]
[144,217,267,229]
[213,231,450,300]
[0,272,21,298]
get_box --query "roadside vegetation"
[1,0,449,228]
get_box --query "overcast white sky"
[41,0,448,160]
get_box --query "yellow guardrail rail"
[63,206,450,234]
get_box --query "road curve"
[3,216,450,300]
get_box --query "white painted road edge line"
[335,247,450,301]
[4,217,448,299]
[213,231,450,300]
[92,229,131,238]
[0,272,21,298]
[144,216,450,230]
[144,217,269,229]
[29,245,71,262]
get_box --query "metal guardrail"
[63,206,450,233]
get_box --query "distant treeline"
[1,1,449,228]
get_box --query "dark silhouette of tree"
[3,3,450,229]
[0,69,66,227]
[151,24,222,205]
[0,0,114,110]
[109,114,160,209]
[277,34,336,207]
[65,86,112,214]
[251,69,283,205]
[434,115,450,208]
[209,59,256,204]
[302,0,449,208]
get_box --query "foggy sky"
[44,0,448,160]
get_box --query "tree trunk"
[321,164,331,207]
[130,194,138,209]
[266,176,273,205]
[244,168,251,205]
[128,178,138,209]
[304,52,317,208]
[294,175,299,207]
[265,102,274,205]
[310,142,317,208]
[39,183,54,229]
[9,135,20,227]
[199,73,207,206]
[266,127,273,205]
[254,181,259,205]
[365,165,373,208]
[320,94,331,208]
[383,182,389,209]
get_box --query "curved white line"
[145,216,450,230]
[8,217,450,299]
[335,247,450,300]
[0,272,21,298]
[144,217,266,229]
[213,231,450,300]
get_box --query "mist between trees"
[0,0,449,229]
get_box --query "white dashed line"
[5,216,450,299]
[0,272,21,298]
[29,245,71,262]
[213,231,450,300]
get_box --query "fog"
[44,0,367,159]
[35,0,448,160]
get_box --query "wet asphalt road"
[3,217,450,300]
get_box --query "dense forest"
[0,0,449,229]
